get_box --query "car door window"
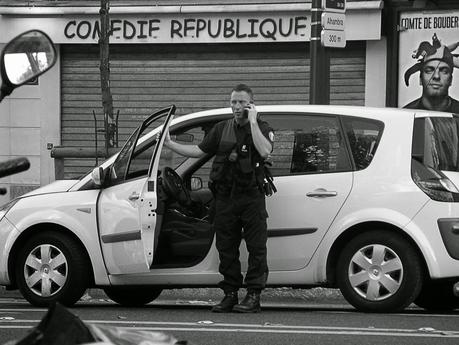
[159,119,222,182]
[112,119,164,183]
[110,127,140,184]
[262,113,352,176]
[120,121,196,183]
[342,116,384,170]
[126,126,159,180]
[110,108,174,185]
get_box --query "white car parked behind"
[0,104,459,313]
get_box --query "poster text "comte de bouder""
[400,15,459,30]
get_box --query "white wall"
[39,45,61,186]
[0,43,60,204]
[365,37,387,107]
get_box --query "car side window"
[342,116,384,170]
[124,124,201,182]
[126,135,157,180]
[110,127,140,184]
[112,117,225,184]
[159,120,221,180]
[158,127,206,173]
[263,113,351,176]
[124,118,165,181]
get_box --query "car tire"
[414,280,459,311]
[103,286,162,307]
[336,230,423,313]
[15,231,90,307]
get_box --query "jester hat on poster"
[404,33,459,86]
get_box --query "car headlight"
[0,199,19,221]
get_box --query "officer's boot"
[211,291,238,313]
[233,291,261,313]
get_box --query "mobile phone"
[242,108,249,118]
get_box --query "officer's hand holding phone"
[243,103,258,123]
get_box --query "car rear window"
[342,117,384,170]
[412,115,459,172]
[265,114,352,176]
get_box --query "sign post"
[321,0,346,48]
[309,0,346,104]
[309,0,329,105]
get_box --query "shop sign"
[398,11,459,110]
[0,8,382,44]
[59,14,310,43]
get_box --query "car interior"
[150,119,226,268]
[152,166,215,268]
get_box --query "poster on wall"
[398,11,459,112]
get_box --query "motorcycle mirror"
[0,30,56,101]
[0,157,30,179]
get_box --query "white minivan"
[0,104,458,313]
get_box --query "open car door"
[98,105,175,274]
[139,106,175,267]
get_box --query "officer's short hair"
[233,84,253,100]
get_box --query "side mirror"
[0,30,56,101]
[91,167,106,187]
[190,176,203,191]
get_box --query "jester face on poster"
[398,12,459,112]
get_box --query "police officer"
[164,84,274,313]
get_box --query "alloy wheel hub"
[41,265,50,275]
[370,266,381,278]
[24,244,68,297]
[348,244,403,301]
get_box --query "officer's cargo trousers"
[213,189,269,293]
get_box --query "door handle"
[306,188,338,198]
[128,192,140,201]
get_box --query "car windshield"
[412,115,459,172]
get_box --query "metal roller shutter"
[330,46,366,105]
[60,41,364,178]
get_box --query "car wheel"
[336,230,423,313]
[15,231,90,307]
[103,286,162,307]
[414,280,459,311]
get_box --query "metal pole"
[99,0,115,155]
[309,0,330,105]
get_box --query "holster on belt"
[262,162,277,197]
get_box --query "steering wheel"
[161,167,192,205]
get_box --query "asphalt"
[0,286,347,306]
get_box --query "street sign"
[322,0,346,13]
[321,29,346,48]
[321,12,345,31]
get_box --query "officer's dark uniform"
[198,118,274,295]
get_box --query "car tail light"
[412,158,459,202]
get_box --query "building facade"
[0,0,425,203]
